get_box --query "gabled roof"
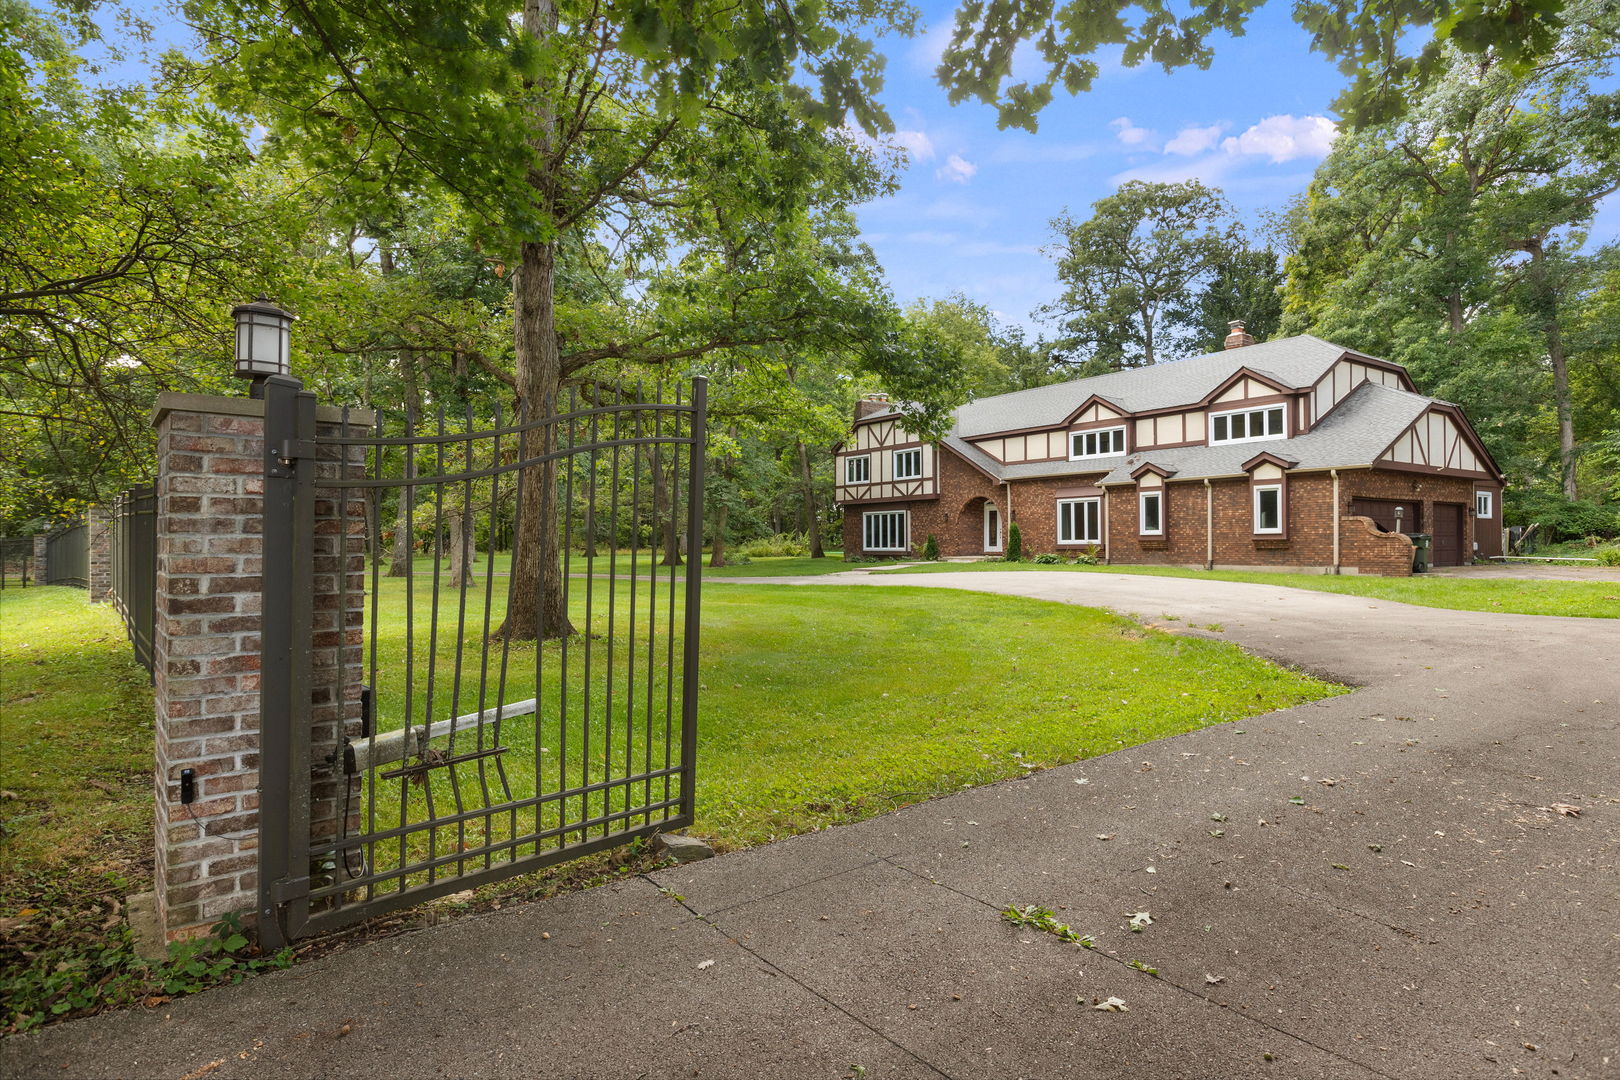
[941,381,1444,485]
[865,335,1363,438]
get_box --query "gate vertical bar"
[258,374,317,949]
[678,376,706,821]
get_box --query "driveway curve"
[5,573,1616,1080]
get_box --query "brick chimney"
[1224,320,1256,350]
[855,392,891,420]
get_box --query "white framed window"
[863,510,908,552]
[1058,498,1102,544]
[893,447,923,480]
[1474,491,1493,519]
[983,502,1002,552]
[844,455,870,484]
[1070,426,1126,460]
[1139,490,1163,536]
[1253,485,1283,534]
[1211,405,1286,445]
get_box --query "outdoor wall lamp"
[1394,505,1405,531]
[232,296,294,397]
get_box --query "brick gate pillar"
[87,506,112,601]
[148,392,371,942]
[32,534,46,583]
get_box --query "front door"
[1432,502,1466,566]
[984,503,1002,553]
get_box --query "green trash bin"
[1408,533,1432,573]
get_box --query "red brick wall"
[842,446,1000,557]
[1340,516,1414,576]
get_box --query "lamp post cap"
[232,297,295,321]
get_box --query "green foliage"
[1032,552,1061,564]
[936,0,1574,132]
[905,294,1062,398]
[1041,181,1242,371]
[1506,494,1620,541]
[1170,247,1286,354]
[921,534,940,561]
[1595,547,1620,567]
[1004,521,1023,561]
[736,533,811,559]
[1070,549,1101,566]
[1,913,293,1033]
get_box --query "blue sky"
[858,3,1365,335]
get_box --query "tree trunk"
[654,458,682,567]
[445,509,475,587]
[708,495,728,568]
[388,342,422,577]
[497,240,574,639]
[796,441,825,558]
[495,0,573,640]
[1527,239,1579,499]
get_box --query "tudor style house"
[835,324,1505,575]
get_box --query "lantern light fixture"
[232,297,294,395]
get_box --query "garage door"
[1432,502,1466,566]
[1349,498,1422,534]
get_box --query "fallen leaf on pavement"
[1126,911,1153,932]
[697,959,715,970]
[1204,974,1225,985]
[1542,804,1581,817]
[1093,997,1129,1012]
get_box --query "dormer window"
[845,455,870,483]
[1070,426,1126,460]
[1211,405,1285,445]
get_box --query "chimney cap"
[1224,319,1256,350]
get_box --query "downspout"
[1330,469,1341,575]
[1001,479,1012,553]
[1102,488,1111,564]
[1203,478,1213,570]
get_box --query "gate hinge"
[269,876,311,903]
[277,438,317,466]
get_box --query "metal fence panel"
[257,377,706,945]
[110,486,156,674]
[44,524,89,587]
[0,537,32,588]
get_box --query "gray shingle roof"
[941,381,1436,485]
[866,335,1359,438]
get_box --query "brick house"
[836,326,1505,575]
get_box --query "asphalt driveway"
[4,572,1616,1080]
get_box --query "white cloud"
[1109,117,1155,148]
[935,154,978,184]
[890,129,935,162]
[1164,123,1226,157]
[1220,115,1337,163]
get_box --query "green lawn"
[397,550,856,579]
[875,561,1620,619]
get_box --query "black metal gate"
[256,375,706,946]
[44,523,88,587]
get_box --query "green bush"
[1033,552,1061,564]
[736,532,811,558]
[1506,493,1620,542]
[1005,522,1023,562]
[1596,547,1620,567]
[921,534,940,561]
[1070,547,1101,566]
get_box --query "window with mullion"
[1057,497,1101,543]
